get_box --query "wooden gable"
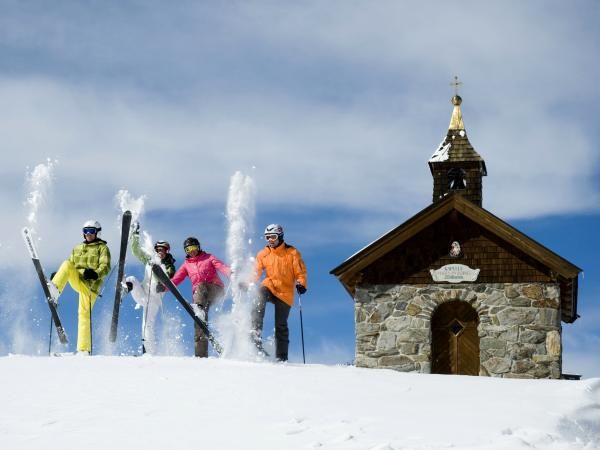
[331,193,582,323]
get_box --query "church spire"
[428,78,487,206]
[448,76,464,130]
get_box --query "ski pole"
[48,316,53,355]
[298,293,306,364]
[97,265,117,298]
[89,295,93,356]
[223,279,233,299]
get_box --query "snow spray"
[215,171,262,359]
[25,159,58,230]
[1,160,59,355]
[115,189,157,258]
[116,189,146,225]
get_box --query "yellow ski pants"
[53,260,98,353]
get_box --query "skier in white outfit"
[124,223,176,354]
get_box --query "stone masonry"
[354,283,561,378]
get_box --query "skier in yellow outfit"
[49,220,111,354]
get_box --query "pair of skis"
[21,211,140,349]
[22,212,134,348]
[22,212,136,348]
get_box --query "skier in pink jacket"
[171,236,231,357]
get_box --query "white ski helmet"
[264,223,284,240]
[82,220,102,235]
[154,240,170,252]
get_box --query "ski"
[109,210,132,342]
[151,263,224,355]
[22,227,68,344]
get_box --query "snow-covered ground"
[1,356,598,450]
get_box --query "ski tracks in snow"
[274,414,396,449]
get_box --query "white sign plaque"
[430,264,480,282]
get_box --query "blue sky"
[0,1,598,376]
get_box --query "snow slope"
[1,356,599,450]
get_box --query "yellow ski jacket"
[68,239,111,294]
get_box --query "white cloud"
[0,2,598,276]
[1,2,598,209]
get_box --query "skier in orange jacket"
[252,224,307,361]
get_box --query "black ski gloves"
[296,283,307,295]
[156,283,166,293]
[83,268,99,280]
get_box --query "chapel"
[330,87,581,378]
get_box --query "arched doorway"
[431,300,480,376]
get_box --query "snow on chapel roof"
[429,140,451,162]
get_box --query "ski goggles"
[154,245,168,253]
[83,227,98,235]
[265,234,279,241]
[184,244,200,254]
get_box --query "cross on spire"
[450,76,462,96]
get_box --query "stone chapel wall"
[354,282,561,378]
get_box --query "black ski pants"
[252,286,291,361]
[192,282,224,357]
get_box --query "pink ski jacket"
[171,252,231,290]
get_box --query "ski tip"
[22,227,39,257]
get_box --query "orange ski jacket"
[255,243,307,306]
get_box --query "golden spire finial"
[448,75,464,130]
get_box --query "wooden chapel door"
[431,300,480,376]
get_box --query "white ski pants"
[126,276,163,354]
